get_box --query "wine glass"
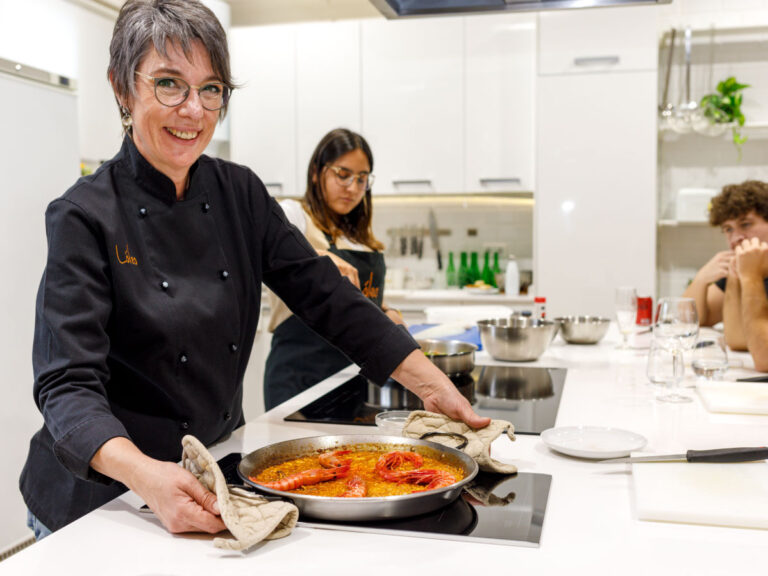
[691,334,728,381]
[615,287,638,349]
[646,338,690,403]
[654,297,699,351]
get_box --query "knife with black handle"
[600,446,768,464]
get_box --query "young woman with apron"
[264,129,404,410]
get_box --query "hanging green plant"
[699,76,750,151]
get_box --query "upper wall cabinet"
[230,25,297,197]
[538,6,657,75]
[465,13,536,193]
[361,18,464,195]
[295,21,362,190]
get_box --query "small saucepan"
[417,339,477,376]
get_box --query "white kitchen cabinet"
[538,6,657,76]
[229,25,297,197]
[536,71,657,318]
[465,13,536,193]
[361,18,464,195]
[295,21,361,191]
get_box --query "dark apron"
[264,234,386,410]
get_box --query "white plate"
[540,426,648,459]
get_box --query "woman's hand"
[383,307,407,327]
[91,437,225,534]
[317,249,360,288]
[391,350,490,429]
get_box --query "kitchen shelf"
[658,219,711,227]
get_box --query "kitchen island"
[3,328,767,575]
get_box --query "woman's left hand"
[384,308,407,327]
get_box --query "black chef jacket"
[20,136,419,532]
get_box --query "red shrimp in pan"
[254,464,350,492]
[318,449,353,469]
[340,475,367,497]
[374,451,424,482]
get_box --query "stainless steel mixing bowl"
[477,317,559,362]
[554,316,611,344]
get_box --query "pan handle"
[420,431,469,451]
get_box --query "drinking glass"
[646,338,690,403]
[691,334,728,381]
[615,287,638,349]
[654,297,699,351]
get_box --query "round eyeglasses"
[135,71,231,111]
[327,164,375,191]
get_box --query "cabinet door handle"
[264,182,283,191]
[573,56,620,67]
[392,179,432,187]
[479,177,521,185]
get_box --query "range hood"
[369,0,671,19]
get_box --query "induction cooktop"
[284,365,567,435]
[218,453,551,547]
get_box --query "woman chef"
[20,0,488,540]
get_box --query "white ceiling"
[94,0,381,25]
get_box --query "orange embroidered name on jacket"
[361,271,379,300]
[115,244,138,266]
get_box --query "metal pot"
[366,373,475,410]
[238,434,479,521]
[417,339,477,376]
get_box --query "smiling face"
[320,149,371,216]
[123,40,220,193]
[720,211,768,249]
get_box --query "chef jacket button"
[201,202,210,213]
[160,280,169,291]
[220,270,229,281]
[180,421,189,430]
[179,353,188,364]
[229,343,238,353]
[224,411,232,421]
[138,207,148,218]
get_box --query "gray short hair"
[108,0,234,120]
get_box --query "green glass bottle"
[446,252,458,287]
[469,252,481,284]
[458,252,470,287]
[482,251,495,286]
[493,251,502,276]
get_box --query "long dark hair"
[302,128,384,251]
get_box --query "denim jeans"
[26,509,52,541]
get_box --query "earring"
[120,106,133,129]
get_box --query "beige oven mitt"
[402,410,517,474]
[181,435,299,551]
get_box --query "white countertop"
[386,288,534,310]
[3,326,768,575]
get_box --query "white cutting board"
[633,461,768,530]
[696,381,768,415]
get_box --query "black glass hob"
[218,453,551,547]
[298,471,551,547]
[284,365,567,435]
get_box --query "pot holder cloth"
[181,435,299,551]
[402,410,517,474]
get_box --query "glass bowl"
[374,410,411,435]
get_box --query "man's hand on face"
[734,237,768,281]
